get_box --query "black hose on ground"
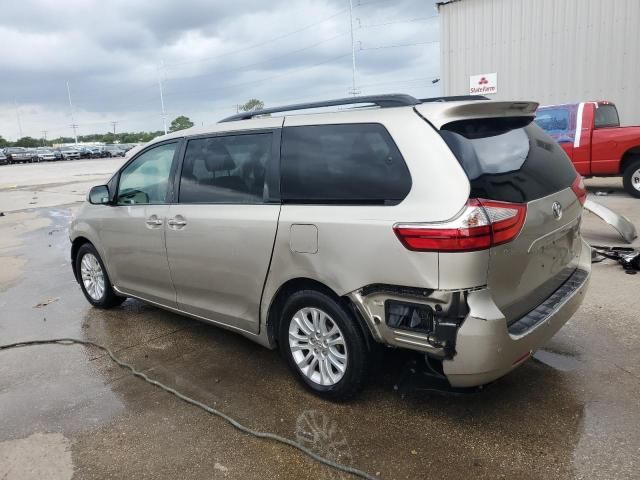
[0,338,379,480]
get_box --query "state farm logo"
[469,73,497,94]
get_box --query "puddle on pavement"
[533,349,582,372]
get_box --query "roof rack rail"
[219,94,420,123]
[420,95,490,103]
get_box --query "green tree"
[169,115,194,132]
[0,136,8,148]
[239,98,265,112]
[15,136,40,147]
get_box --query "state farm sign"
[469,73,497,95]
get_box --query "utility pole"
[41,130,48,146]
[14,100,23,139]
[158,61,168,134]
[111,121,118,135]
[70,123,79,143]
[347,0,360,96]
[66,81,78,144]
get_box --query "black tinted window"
[594,104,620,128]
[179,133,272,203]
[441,118,577,203]
[281,124,411,204]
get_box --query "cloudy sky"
[0,0,440,140]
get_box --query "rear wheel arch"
[621,150,640,198]
[620,147,640,174]
[265,278,374,350]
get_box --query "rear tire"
[278,290,369,401]
[623,158,640,198]
[76,243,126,308]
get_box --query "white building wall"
[439,0,640,125]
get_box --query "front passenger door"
[99,141,179,305]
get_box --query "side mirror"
[88,185,111,205]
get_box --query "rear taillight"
[571,175,587,205]
[394,199,527,252]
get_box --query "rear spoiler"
[415,101,539,129]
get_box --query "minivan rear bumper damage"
[348,239,591,388]
[444,239,591,387]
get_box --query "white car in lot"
[34,148,57,162]
[57,147,81,160]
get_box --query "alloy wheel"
[288,307,348,386]
[80,253,105,301]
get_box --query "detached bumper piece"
[508,268,589,336]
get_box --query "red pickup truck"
[536,101,640,198]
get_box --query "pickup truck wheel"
[622,159,640,198]
[279,290,368,401]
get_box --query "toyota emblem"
[552,201,563,220]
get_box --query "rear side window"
[441,118,577,203]
[594,104,620,128]
[281,123,411,205]
[535,107,570,134]
[179,133,272,204]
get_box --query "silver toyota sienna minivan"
[70,95,591,400]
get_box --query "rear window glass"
[281,123,411,205]
[594,104,620,128]
[535,107,570,134]
[441,118,577,203]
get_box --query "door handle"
[167,218,187,227]
[145,216,163,226]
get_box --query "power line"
[164,8,349,69]
[163,32,348,86]
[359,40,439,51]
[359,14,438,29]
[161,53,352,103]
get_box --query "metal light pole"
[111,121,118,135]
[66,81,78,144]
[348,0,360,96]
[158,62,168,134]
[14,100,23,139]
[41,130,48,146]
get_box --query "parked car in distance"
[103,145,125,157]
[4,147,33,164]
[57,146,81,160]
[536,101,640,198]
[0,150,8,165]
[79,146,103,159]
[34,148,58,162]
[70,94,591,400]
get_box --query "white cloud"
[0,0,440,140]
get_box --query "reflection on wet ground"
[1,204,639,479]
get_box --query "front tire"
[278,290,369,401]
[76,243,126,308]
[622,158,640,198]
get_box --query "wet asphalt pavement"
[1,165,639,479]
